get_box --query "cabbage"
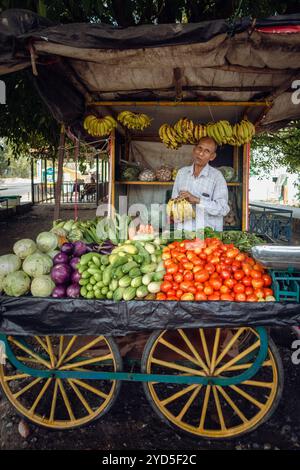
[47,249,60,259]
[23,253,53,278]
[36,232,58,253]
[50,227,67,238]
[31,275,55,297]
[217,166,235,182]
[0,254,22,277]
[13,239,37,259]
[3,271,31,297]
[0,275,4,293]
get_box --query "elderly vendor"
[171,137,229,231]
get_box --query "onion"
[66,284,80,298]
[69,257,80,270]
[71,270,81,284]
[51,285,66,298]
[73,241,87,257]
[53,252,69,265]
[60,242,74,255]
[51,263,71,285]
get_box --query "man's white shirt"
[171,163,230,231]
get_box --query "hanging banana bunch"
[83,115,117,137]
[117,111,152,130]
[167,197,195,222]
[158,124,182,150]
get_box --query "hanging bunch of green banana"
[158,124,182,150]
[229,119,256,146]
[117,111,152,130]
[83,114,117,137]
[206,120,233,145]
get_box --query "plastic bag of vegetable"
[23,253,53,277]
[3,271,31,297]
[13,239,37,259]
[217,166,235,182]
[36,232,58,253]
[31,275,55,297]
[0,254,22,277]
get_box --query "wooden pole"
[31,159,35,205]
[88,100,271,108]
[54,125,65,221]
[96,154,99,205]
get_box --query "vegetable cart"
[1,9,300,440]
[0,297,300,438]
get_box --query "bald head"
[198,136,218,152]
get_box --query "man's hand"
[179,191,200,204]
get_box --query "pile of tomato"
[156,237,275,302]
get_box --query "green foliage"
[0,140,31,178]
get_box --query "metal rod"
[88,101,271,107]
[31,159,35,205]
[54,125,66,221]
[96,154,99,205]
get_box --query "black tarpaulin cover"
[0,295,299,336]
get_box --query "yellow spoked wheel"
[141,328,283,439]
[0,335,122,429]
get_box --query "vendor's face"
[192,138,217,166]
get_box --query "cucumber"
[109,279,119,292]
[141,263,157,274]
[129,267,141,278]
[86,291,95,299]
[94,290,105,300]
[145,243,156,254]
[86,284,94,292]
[96,281,104,288]
[87,268,101,275]
[147,281,162,294]
[81,271,91,279]
[122,245,138,255]
[111,255,129,269]
[79,278,89,286]
[93,272,102,282]
[113,266,125,280]
[101,286,109,295]
[142,273,155,286]
[102,266,113,286]
[152,270,165,282]
[150,254,157,263]
[89,277,97,285]
[113,287,125,301]
[123,287,136,301]
[100,254,110,266]
[80,286,88,297]
[136,285,148,298]
[92,256,101,267]
[133,242,151,264]
[119,275,132,288]
[122,261,138,273]
[133,254,144,264]
[131,276,142,288]
[106,291,113,300]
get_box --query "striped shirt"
[171,164,230,231]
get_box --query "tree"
[0,0,300,155]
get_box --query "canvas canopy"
[1,9,300,134]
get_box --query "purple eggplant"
[66,284,80,298]
[70,257,81,270]
[60,242,74,255]
[53,252,69,265]
[71,270,81,284]
[52,285,66,298]
[73,241,87,257]
[51,263,72,285]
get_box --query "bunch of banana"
[206,120,233,145]
[166,197,195,223]
[117,111,152,130]
[230,119,256,146]
[84,115,117,137]
[193,123,207,143]
[159,124,182,150]
[173,118,195,144]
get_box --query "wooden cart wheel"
[0,335,122,429]
[141,328,283,439]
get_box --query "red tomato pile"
[156,238,275,302]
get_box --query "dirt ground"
[0,206,300,450]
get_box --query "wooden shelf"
[116,181,241,186]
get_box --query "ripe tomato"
[210,272,220,280]
[242,276,252,287]
[195,283,204,291]
[184,272,194,282]
[160,281,173,293]
[156,293,167,300]
[262,274,272,287]
[183,262,194,271]
[164,273,173,282]
[253,263,264,272]
[199,253,207,260]
[220,293,234,301]
[241,262,252,276]
[188,286,197,295]
[224,258,233,266]
[194,270,210,283]
[209,279,222,291]
[245,287,254,296]
[195,292,207,301]
[173,273,183,283]
[203,285,214,296]
[220,285,230,294]
[246,295,257,302]
[226,248,239,259]
[162,252,171,261]
[220,269,231,280]
[208,293,220,301]
[231,265,240,273]
[204,247,214,256]
[193,265,203,274]
[235,293,246,301]
[167,263,179,275]
[252,278,264,289]
[181,293,194,301]
[168,243,177,250]
[180,281,192,292]
[164,258,174,267]
[178,267,184,273]
[254,287,264,299]
[192,257,203,266]
[233,283,245,294]
[236,253,246,262]
[234,270,244,281]
[250,269,262,280]
[245,257,255,266]
[204,263,215,275]
[224,278,236,289]
[263,288,274,297]
[232,260,241,268]
[176,289,184,298]
[166,290,176,297]
[172,282,179,290]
